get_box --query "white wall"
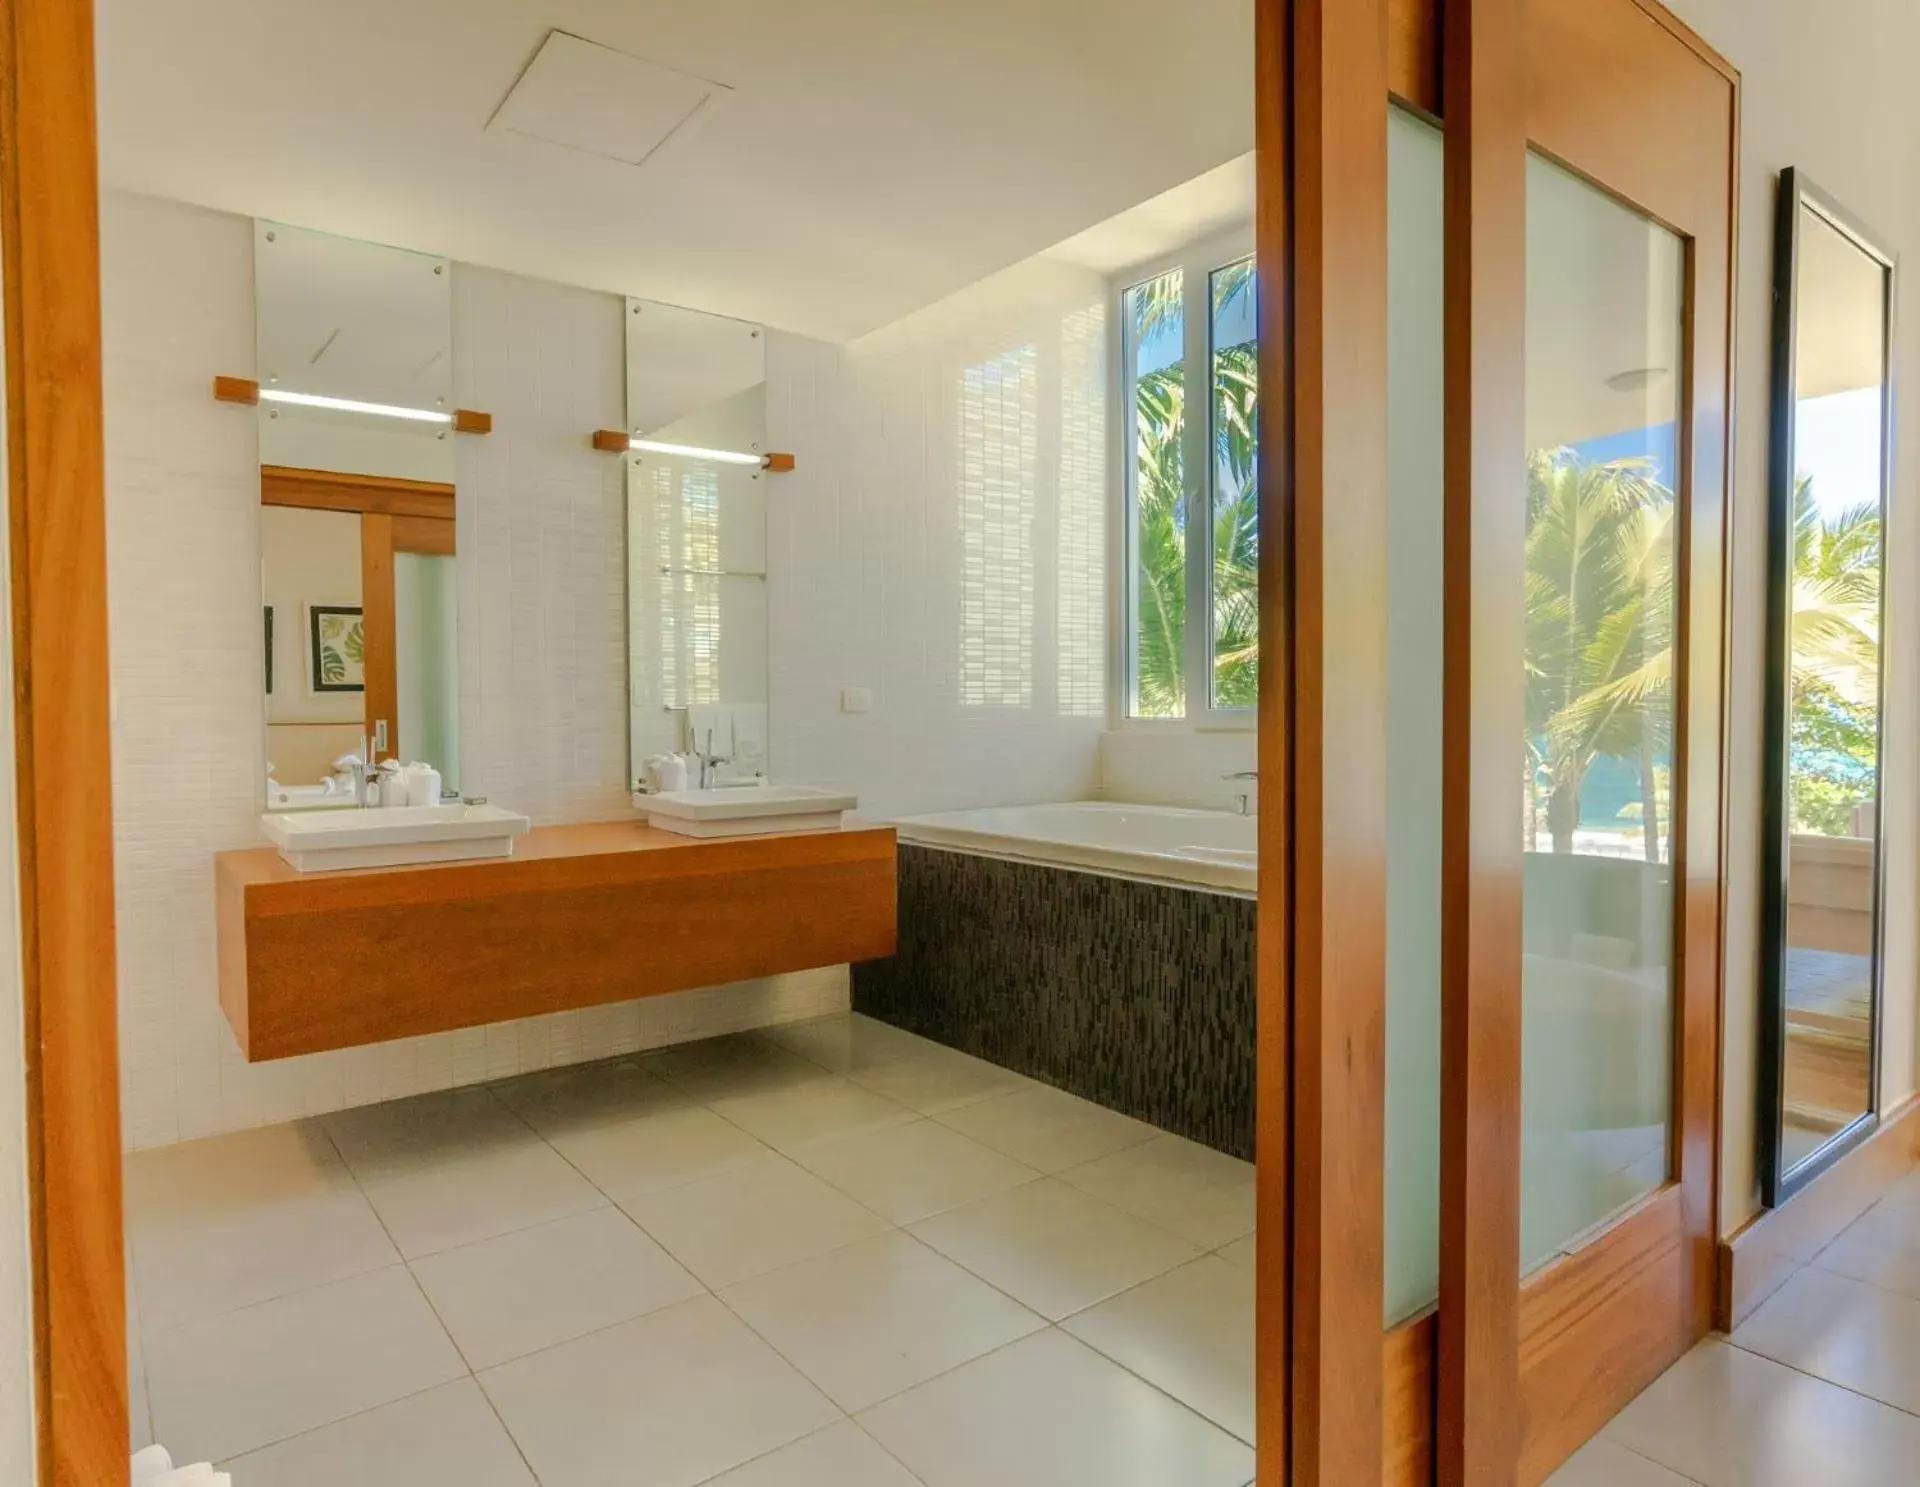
[767,256,1110,820]
[104,191,843,1153]
[1663,0,1920,1234]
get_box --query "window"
[1120,244,1258,720]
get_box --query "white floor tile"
[759,1013,939,1074]
[1062,1255,1254,1443]
[848,1046,1032,1116]
[859,1328,1253,1487]
[321,1087,532,1176]
[1059,1134,1255,1248]
[1732,1265,1920,1415]
[126,1123,398,1328]
[1544,1435,1699,1486]
[623,1153,891,1289]
[709,1076,918,1155]
[934,1084,1160,1173]
[909,1178,1199,1321]
[719,1231,1045,1412]
[1215,1234,1256,1269]
[1603,1338,1920,1487]
[791,1119,1041,1224]
[641,1035,827,1102]
[144,1265,465,1464]
[357,1139,607,1258]
[491,1058,686,1139]
[410,1207,703,1369]
[222,1378,535,1485]
[543,1101,774,1200]
[703,1420,923,1486]
[479,1295,837,1487]
[1813,1192,1920,1300]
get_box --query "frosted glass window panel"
[253,221,454,484]
[1383,108,1445,1325]
[394,552,460,793]
[1521,154,1685,1274]
[1124,269,1187,719]
[958,346,1039,710]
[1055,302,1109,720]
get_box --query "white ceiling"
[96,0,1253,342]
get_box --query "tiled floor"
[126,1014,1255,1486]
[1545,1164,1920,1486]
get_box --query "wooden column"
[360,512,398,760]
[1269,0,1391,1481]
[1437,0,1527,1481]
[0,0,128,1478]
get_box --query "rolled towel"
[131,1444,173,1485]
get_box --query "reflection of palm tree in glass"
[1524,449,1674,859]
[1787,475,1880,835]
[1130,263,1258,715]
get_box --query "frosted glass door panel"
[394,552,461,794]
[1384,107,1445,1323]
[1521,154,1684,1274]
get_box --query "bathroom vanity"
[216,820,896,1060]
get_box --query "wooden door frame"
[1,0,129,1480]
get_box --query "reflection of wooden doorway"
[261,465,456,764]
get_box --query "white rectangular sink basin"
[261,803,531,873]
[644,784,857,839]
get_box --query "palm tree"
[1786,474,1880,835]
[1524,448,1675,857]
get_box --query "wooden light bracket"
[212,376,492,434]
[590,428,795,472]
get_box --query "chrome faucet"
[333,737,376,807]
[1222,769,1258,816]
[690,727,731,790]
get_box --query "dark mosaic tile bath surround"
[853,843,1255,1159]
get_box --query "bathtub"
[858,799,1256,1158]
[894,801,1257,895]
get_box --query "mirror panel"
[624,298,769,790]
[1762,174,1893,1201]
[255,222,462,808]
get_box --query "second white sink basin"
[261,803,531,872]
[644,784,857,838]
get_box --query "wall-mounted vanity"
[214,220,889,1063]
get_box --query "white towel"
[728,702,768,776]
[133,1445,231,1487]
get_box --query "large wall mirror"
[1760,170,1895,1203]
[255,222,463,810]
[623,297,770,793]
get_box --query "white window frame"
[1109,226,1258,730]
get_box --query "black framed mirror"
[1759,169,1895,1206]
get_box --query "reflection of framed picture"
[309,605,364,693]
[264,605,274,695]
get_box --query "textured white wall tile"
[104,193,845,1152]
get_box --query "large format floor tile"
[1063,1255,1255,1444]
[847,1044,1033,1116]
[934,1084,1160,1174]
[622,1152,891,1289]
[1544,1435,1700,1487]
[126,1123,398,1328]
[1813,1186,1920,1300]
[1059,1134,1256,1249]
[321,1087,531,1176]
[1602,1338,1920,1487]
[641,1034,827,1102]
[708,1076,918,1154]
[719,1231,1045,1412]
[144,1265,466,1464]
[1731,1264,1920,1415]
[356,1139,607,1258]
[909,1178,1199,1320]
[704,1421,923,1487]
[223,1379,535,1486]
[478,1295,837,1487]
[491,1057,687,1140]
[791,1119,1041,1224]
[759,1012,939,1075]
[859,1328,1254,1487]
[542,1101,773,1200]
[410,1206,703,1369]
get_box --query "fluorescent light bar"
[628,437,766,467]
[260,388,451,425]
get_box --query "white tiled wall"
[103,192,844,1152]
[1096,729,1257,813]
[766,256,1110,821]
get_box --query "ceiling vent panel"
[489,31,729,168]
